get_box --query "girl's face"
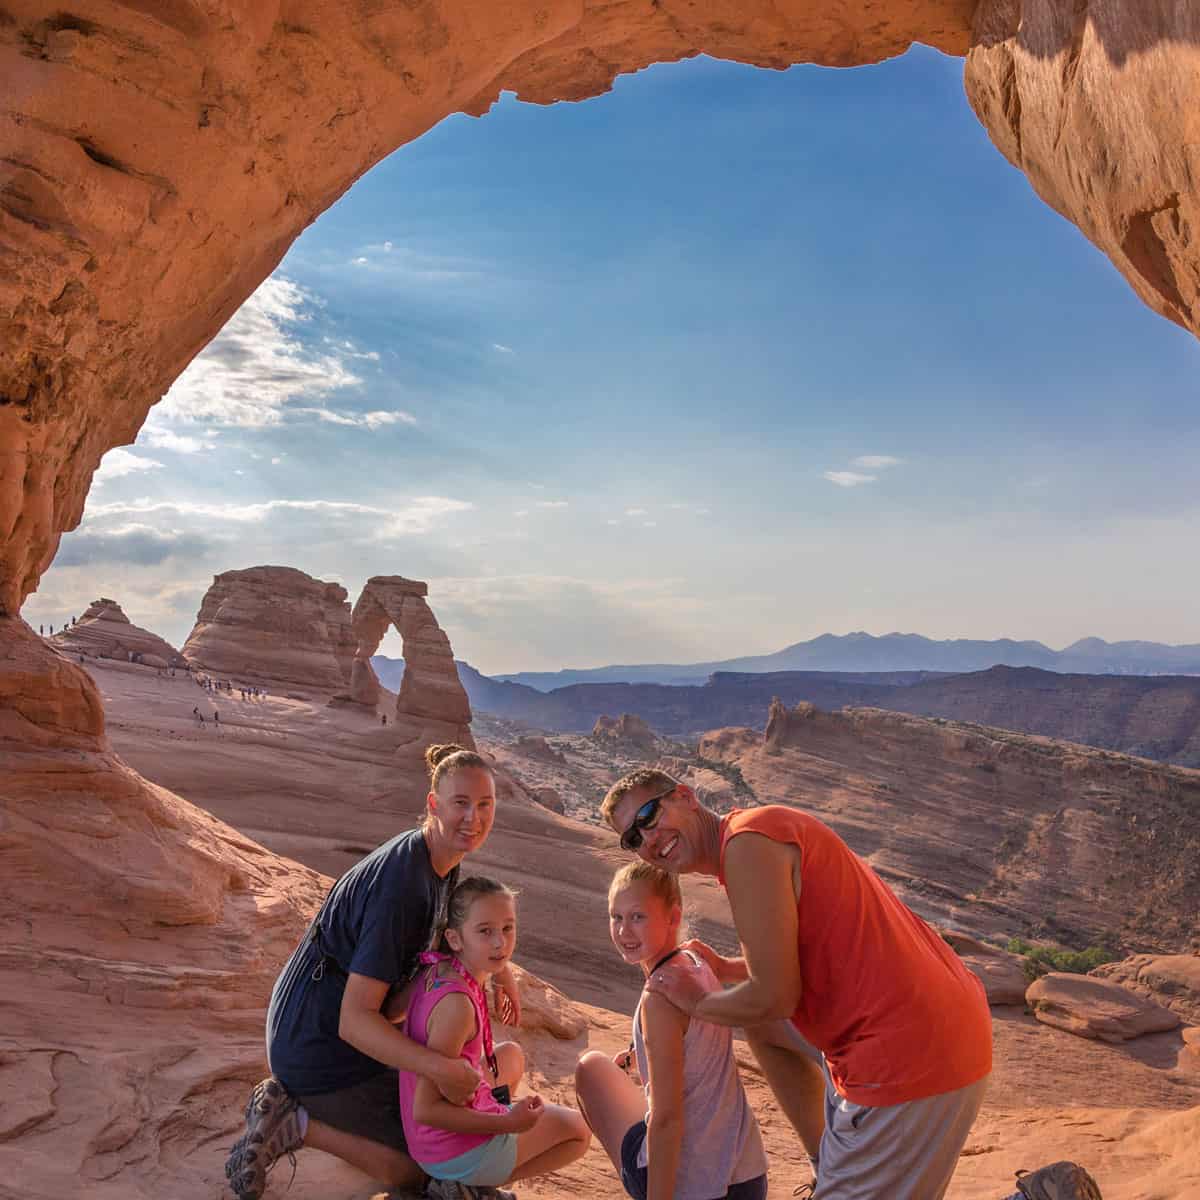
[427,766,496,856]
[609,882,679,970]
[447,892,517,980]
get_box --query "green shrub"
[1005,937,1116,982]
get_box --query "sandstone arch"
[349,574,475,756]
[1,1,1199,619]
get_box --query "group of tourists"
[197,674,266,701]
[223,745,1089,1200]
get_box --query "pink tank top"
[399,952,508,1163]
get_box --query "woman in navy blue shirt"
[226,743,520,1200]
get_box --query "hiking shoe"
[791,1185,817,1199]
[225,1077,304,1200]
[425,1182,516,1200]
[1014,1161,1103,1200]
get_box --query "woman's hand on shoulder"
[503,1094,544,1132]
[492,963,522,1026]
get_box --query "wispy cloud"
[291,407,417,429]
[138,426,219,454]
[823,470,876,487]
[157,277,365,428]
[94,448,164,483]
[536,500,569,509]
[55,523,214,567]
[625,507,647,517]
[852,454,903,469]
[347,240,485,284]
[492,343,514,355]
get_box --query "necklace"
[649,947,682,976]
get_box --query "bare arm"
[338,972,480,1104]
[412,993,525,1135]
[651,834,800,1026]
[642,992,688,1200]
[680,939,749,985]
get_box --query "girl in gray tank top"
[575,863,768,1200]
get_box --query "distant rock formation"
[349,576,474,760]
[592,713,657,751]
[182,566,354,692]
[1025,973,1181,1043]
[514,734,567,765]
[52,598,186,668]
[533,786,565,815]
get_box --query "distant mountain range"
[370,654,1200,767]
[491,632,1200,690]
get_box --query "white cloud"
[492,343,514,354]
[643,521,658,528]
[94,447,164,483]
[536,500,569,509]
[824,470,877,487]
[625,507,647,517]
[270,456,283,465]
[352,256,368,266]
[606,519,620,526]
[852,455,903,469]
[514,509,529,518]
[362,410,417,429]
[291,407,417,429]
[139,426,218,454]
[158,277,364,428]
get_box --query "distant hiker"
[576,861,767,1200]
[213,709,220,727]
[381,713,387,727]
[225,745,519,1200]
[603,770,992,1200]
[398,877,589,1192]
[38,624,43,636]
[49,623,53,635]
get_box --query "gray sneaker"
[224,1077,304,1200]
[1014,1161,1103,1200]
[425,1182,516,1200]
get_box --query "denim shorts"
[419,1132,518,1187]
[619,1121,768,1200]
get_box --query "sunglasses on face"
[619,785,675,851]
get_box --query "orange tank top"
[719,806,992,1107]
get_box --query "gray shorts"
[296,1069,409,1153]
[816,1059,988,1199]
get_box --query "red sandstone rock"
[942,931,1030,1006]
[1090,954,1200,1026]
[350,576,474,759]
[51,597,186,667]
[592,712,658,751]
[534,786,566,815]
[515,734,568,765]
[182,565,354,692]
[1026,973,1182,1042]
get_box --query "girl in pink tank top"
[399,876,590,1196]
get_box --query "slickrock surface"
[182,566,354,693]
[2,2,1198,618]
[49,596,186,667]
[349,575,474,758]
[701,703,1200,954]
[1026,974,1182,1043]
[5,646,1197,1200]
[1092,955,1200,1026]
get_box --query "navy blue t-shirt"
[266,828,457,1095]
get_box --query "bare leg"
[508,1103,590,1182]
[303,1118,424,1189]
[745,1021,825,1162]
[573,1051,646,1171]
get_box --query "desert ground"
[50,653,1197,1200]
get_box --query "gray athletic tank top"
[631,953,768,1199]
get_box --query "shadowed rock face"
[182,565,354,691]
[1,1,1198,613]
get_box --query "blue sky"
[27,47,1200,673]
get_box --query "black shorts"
[296,1069,409,1153]
[619,1121,767,1200]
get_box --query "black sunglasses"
[619,785,675,851]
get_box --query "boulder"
[51,599,186,668]
[1026,973,1182,1042]
[183,567,354,692]
[1090,954,1200,1025]
[492,963,587,1041]
[533,787,565,815]
[942,931,1029,1006]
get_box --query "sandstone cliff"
[703,702,1200,954]
[182,566,354,693]
[51,597,186,668]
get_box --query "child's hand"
[504,1094,544,1132]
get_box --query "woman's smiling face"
[609,881,679,970]
[428,765,496,854]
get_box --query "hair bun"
[424,742,468,770]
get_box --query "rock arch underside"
[2,3,1200,1197]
